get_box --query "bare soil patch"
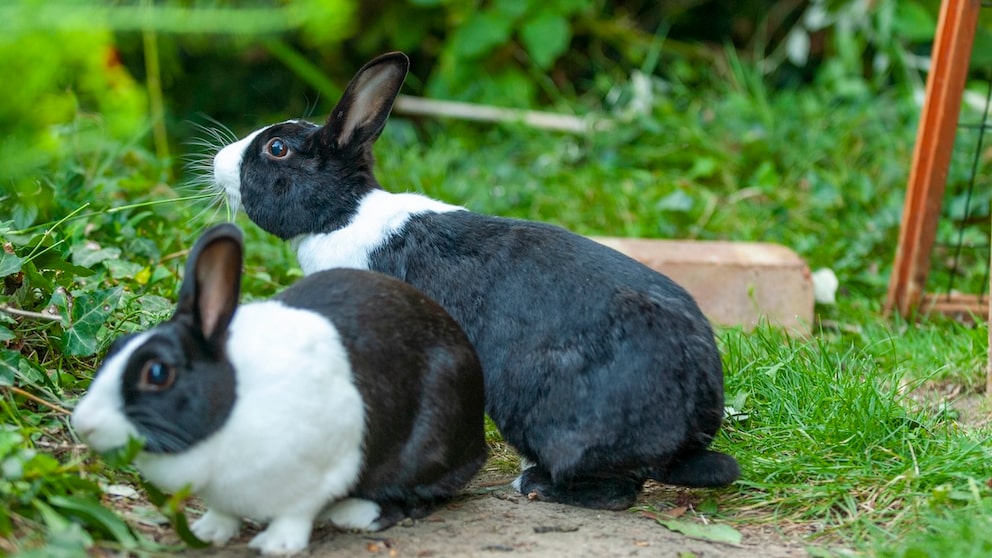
[177,471,815,558]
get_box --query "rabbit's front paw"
[248,517,313,555]
[192,509,241,545]
[323,497,381,531]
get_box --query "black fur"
[369,212,732,487]
[221,52,739,510]
[240,120,370,237]
[275,268,488,519]
[113,222,247,454]
[102,223,486,529]
[116,326,237,453]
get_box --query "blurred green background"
[4,1,992,555]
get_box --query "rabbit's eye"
[139,360,175,391]
[265,138,289,159]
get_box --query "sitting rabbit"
[72,223,487,554]
[210,52,739,511]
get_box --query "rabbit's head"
[72,224,243,454]
[213,52,410,240]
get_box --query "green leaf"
[69,243,121,268]
[104,259,144,281]
[48,494,140,549]
[31,499,94,549]
[99,436,145,469]
[0,325,15,343]
[687,157,718,179]
[450,11,512,59]
[656,190,694,213]
[12,203,38,230]
[492,0,529,19]
[172,503,211,549]
[140,480,210,549]
[0,251,24,278]
[893,1,936,42]
[55,286,123,356]
[0,349,21,386]
[520,11,571,69]
[30,251,97,277]
[654,518,743,545]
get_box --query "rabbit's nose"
[70,410,96,441]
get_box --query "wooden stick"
[2,385,72,416]
[884,0,981,316]
[393,95,610,133]
[0,304,64,323]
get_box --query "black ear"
[324,51,410,150]
[174,223,243,344]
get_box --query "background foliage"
[2,0,992,555]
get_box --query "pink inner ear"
[338,66,404,146]
[196,241,240,340]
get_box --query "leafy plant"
[2,0,992,555]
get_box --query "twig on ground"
[2,385,72,415]
[393,95,611,133]
[0,304,64,324]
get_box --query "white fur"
[71,332,151,452]
[321,498,383,531]
[292,189,463,273]
[248,515,315,555]
[511,458,537,493]
[72,301,368,555]
[213,128,264,211]
[191,509,241,545]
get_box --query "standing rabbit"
[211,52,739,511]
[71,223,487,555]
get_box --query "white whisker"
[181,115,239,218]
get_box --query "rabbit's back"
[274,268,488,503]
[367,210,724,476]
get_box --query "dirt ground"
[117,383,992,558]
[186,472,815,558]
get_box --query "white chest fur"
[292,189,462,274]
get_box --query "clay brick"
[591,237,814,333]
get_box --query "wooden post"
[884,0,981,316]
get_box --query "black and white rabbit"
[71,223,487,555]
[211,52,739,511]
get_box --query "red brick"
[591,237,814,333]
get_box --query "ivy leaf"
[53,286,123,357]
[654,518,742,545]
[0,349,20,386]
[0,348,49,389]
[69,243,121,269]
[31,251,96,277]
[12,203,38,230]
[520,11,571,70]
[0,251,24,278]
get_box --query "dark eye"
[265,138,289,159]
[139,360,175,391]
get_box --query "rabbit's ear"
[175,223,243,344]
[324,51,409,149]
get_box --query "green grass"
[3,52,992,557]
[720,318,992,552]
